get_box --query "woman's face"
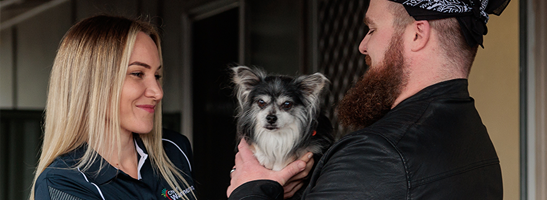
[120,32,163,134]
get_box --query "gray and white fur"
[232,66,334,171]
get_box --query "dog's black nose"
[266,115,277,124]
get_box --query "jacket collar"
[394,79,470,110]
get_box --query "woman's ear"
[409,20,431,52]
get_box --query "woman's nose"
[145,79,163,100]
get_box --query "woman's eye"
[367,29,374,35]
[281,101,293,110]
[257,99,267,109]
[131,72,144,78]
[155,74,162,80]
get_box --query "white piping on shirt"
[77,167,105,200]
[134,140,148,180]
[162,139,192,172]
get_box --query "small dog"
[231,66,334,171]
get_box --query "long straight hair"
[31,15,194,200]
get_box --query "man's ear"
[409,20,431,52]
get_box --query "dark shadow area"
[191,8,239,200]
[0,110,43,200]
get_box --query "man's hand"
[226,139,313,198]
[283,152,314,199]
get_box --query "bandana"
[389,0,511,47]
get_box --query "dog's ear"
[298,73,330,98]
[232,66,263,104]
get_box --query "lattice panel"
[317,0,369,137]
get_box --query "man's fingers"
[237,138,252,155]
[298,155,314,179]
[281,154,313,199]
[230,141,312,198]
[283,180,299,192]
[237,139,261,166]
[298,152,313,162]
[237,139,255,160]
[277,159,306,185]
[284,182,304,199]
[227,185,233,197]
[227,172,238,198]
[234,152,242,168]
[283,180,301,194]
[238,138,249,149]
[287,153,314,182]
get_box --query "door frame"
[180,0,243,145]
[523,0,547,199]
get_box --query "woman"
[31,15,195,200]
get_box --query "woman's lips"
[137,105,155,113]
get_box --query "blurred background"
[1,0,544,199]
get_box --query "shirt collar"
[78,147,118,185]
[134,136,149,180]
[75,134,150,184]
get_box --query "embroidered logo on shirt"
[161,186,195,200]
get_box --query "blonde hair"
[31,16,195,200]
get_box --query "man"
[227,0,510,199]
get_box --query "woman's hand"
[226,139,313,198]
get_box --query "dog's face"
[232,66,332,171]
[232,66,328,139]
[251,83,303,133]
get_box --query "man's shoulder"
[329,129,402,159]
[332,95,447,153]
[347,109,423,146]
[362,80,473,144]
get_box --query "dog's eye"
[257,99,267,108]
[280,101,293,110]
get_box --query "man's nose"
[359,35,369,55]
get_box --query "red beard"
[337,33,407,128]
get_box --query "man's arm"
[227,139,310,199]
[228,133,408,199]
[303,133,407,199]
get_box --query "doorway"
[185,4,239,199]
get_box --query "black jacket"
[229,79,503,200]
[35,129,195,200]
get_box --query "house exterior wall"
[469,0,520,199]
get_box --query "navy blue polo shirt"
[34,129,195,200]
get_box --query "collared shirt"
[35,129,195,200]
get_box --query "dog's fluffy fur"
[232,66,334,171]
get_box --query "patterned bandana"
[389,0,511,47]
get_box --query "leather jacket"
[228,79,503,200]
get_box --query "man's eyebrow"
[129,61,162,70]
